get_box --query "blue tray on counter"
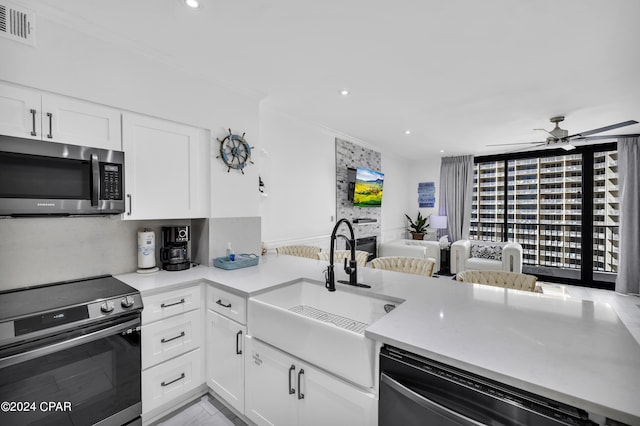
[213,253,259,270]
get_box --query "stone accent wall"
[335,138,381,243]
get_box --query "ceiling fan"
[487,116,639,151]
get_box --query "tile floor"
[155,395,247,426]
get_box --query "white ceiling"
[25,0,640,159]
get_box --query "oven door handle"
[0,318,140,369]
[380,373,485,426]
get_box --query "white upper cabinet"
[0,84,41,139]
[0,82,122,151]
[122,112,210,220]
[41,94,122,150]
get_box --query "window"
[592,150,619,278]
[471,143,618,289]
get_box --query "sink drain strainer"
[289,305,369,335]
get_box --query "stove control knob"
[101,301,115,313]
[121,296,135,308]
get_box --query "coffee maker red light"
[160,226,191,271]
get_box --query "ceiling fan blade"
[571,133,640,141]
[568,120,639,138]
[486,141,545,147]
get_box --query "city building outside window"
[470,145,618,288]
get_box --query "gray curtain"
[615,137,640,295]
[438,155,474,243]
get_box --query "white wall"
[259,105,420,250]
[408,157,442,234]
[258,106,336,250]
[380,153,413,242]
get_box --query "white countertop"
[116,254,640,424]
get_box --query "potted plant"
[405,212,429,240]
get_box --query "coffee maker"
[160,226,191,271]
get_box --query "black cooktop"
[0,275,139,322]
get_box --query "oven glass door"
[0,314,141,426]
[0,152,91,200]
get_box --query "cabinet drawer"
[142,309,202,369]
[142,285,202,324]
[142,348,204,414]
[207,285,246,325]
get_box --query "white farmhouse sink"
[248,278,402,388]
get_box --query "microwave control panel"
[100,163,123,200]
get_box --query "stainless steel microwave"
[0,135,125,216]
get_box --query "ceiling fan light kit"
[487,116,639,151]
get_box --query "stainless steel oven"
[0,135,124,216]
[379,345,612,426]
[0,276,142,426]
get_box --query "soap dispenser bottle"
[227,242,235,261]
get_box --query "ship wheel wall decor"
[216,129,254,174]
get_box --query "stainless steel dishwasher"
[379,345,625,426]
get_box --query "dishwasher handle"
[380,373,485,426]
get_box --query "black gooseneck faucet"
[325,218,363,291]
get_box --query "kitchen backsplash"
[0,216,194,290]
[213,217,261,260]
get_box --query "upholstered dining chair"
[370,256,436,277]
[275,245,322,259]
[456,270,538,292]
[317,250,370,267]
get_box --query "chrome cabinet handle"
[126,194,132,216]
[216,299,231,309]
[288,365,295,395]
[161,373,185,387]
[161,331,185,343]
[46,112,53,138]
[297,369,305,400]
[161,298,185,308]
[236,330,243,355]
[30,109,37,136]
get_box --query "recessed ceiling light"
[184,0,200,8]
[404,130,411,135]
[440,149,445,153]
[340,89,349,96]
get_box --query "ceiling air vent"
[0,2,36,46]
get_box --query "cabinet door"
[142,348,204,414]
[0,84,41,139]
[122,113,209,220]
[244,337,297,426]
[142,285,202,325]
[41,94,122,150]
[142,309,203,369]
[297,363,377,426]
[206,310,246,414]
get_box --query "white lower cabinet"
[140,284,205,419]
[206,309,246,413]
[142,348,204,414]
[245,337,377,426]
[143,309,202,369]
